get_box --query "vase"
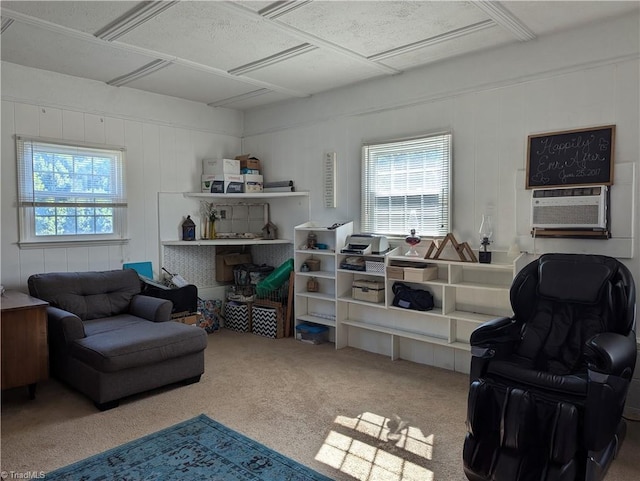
[208,220,216,239]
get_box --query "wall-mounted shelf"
[183,192,309,199]
[162,239,292,246]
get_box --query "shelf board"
[452,281,510,291]
[342,320,470,351]
[296,292,335,301]
[447,310,502,324]
[337,296,387,308]
[297,270,335,280]
[388,255,515,270]
[297,314,335,328]
[295,249,336,255]
[184,192,309,199]
[387,305,445,317]
[162,239,292,246]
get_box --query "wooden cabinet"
[1,291,49,399]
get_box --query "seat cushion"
[71,321,207,372]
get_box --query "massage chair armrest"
[470,317,522,350]
[47,306,86,344]
[585,331,637,378]
[130,294,173,322]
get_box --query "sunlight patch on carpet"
[315,412,434,481]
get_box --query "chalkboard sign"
[526,125,615,189]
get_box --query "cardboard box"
[174,314,198,325]
[404,265,438,282]
[352,279,385,303]
[387,266,404,280]
[235,155,260,172]
[216,249,253,282]
[202,174,244,193]
[202,158,240,175]
[243,173,263,193]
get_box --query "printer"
[341,234,390,255]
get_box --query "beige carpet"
[1,329,639,480]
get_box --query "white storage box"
[202,158,240,175]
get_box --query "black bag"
[392,282,434,311]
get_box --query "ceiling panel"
[379,25,514,71]
[0,21,158,83]
[503,1,640,35]
[117,1,303,71]
[275,0,489,57]
[220,90,295,111]
[240,48,385,94]
[1,1,637,112]
[124,63,263,105]
[1,1,138,35]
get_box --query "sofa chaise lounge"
[28,269,208,410]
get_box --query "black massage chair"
[463,253,636,481]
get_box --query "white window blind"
[16,137,127,245]
[361,132,451,237]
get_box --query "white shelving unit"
[293,221,353,341]
[157,192,310,294]
[333,244,534,373]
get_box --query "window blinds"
[361,133,451,237]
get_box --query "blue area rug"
[46,414,333,480]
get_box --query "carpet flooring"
[1,329,639,480]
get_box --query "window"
[16,137,127,246]
[361,132,451,237]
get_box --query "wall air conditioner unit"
[531,185,608,230]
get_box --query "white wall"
[242,13,639,279]
[1,63,243,289]
[241,12,640,411]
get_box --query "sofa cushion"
[28,270,141,321]
[70,320,207,372]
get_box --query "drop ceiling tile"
[0,21,158,83]
[124,63,263,105]
[275,0,489,57]
[379,26,514,70]
[118,1,303,71]
[1,1,138,35]
[220,90,295,111]
[240,48,385,94]
[502,1,640,35]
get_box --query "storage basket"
[365,260,385,273]
[224,302,251,332]
[252,300,285,339]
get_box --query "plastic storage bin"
[295,323,329,344]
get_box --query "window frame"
[361,131,452,238]
[16,136,128,248]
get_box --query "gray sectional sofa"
[28,269,208,410]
